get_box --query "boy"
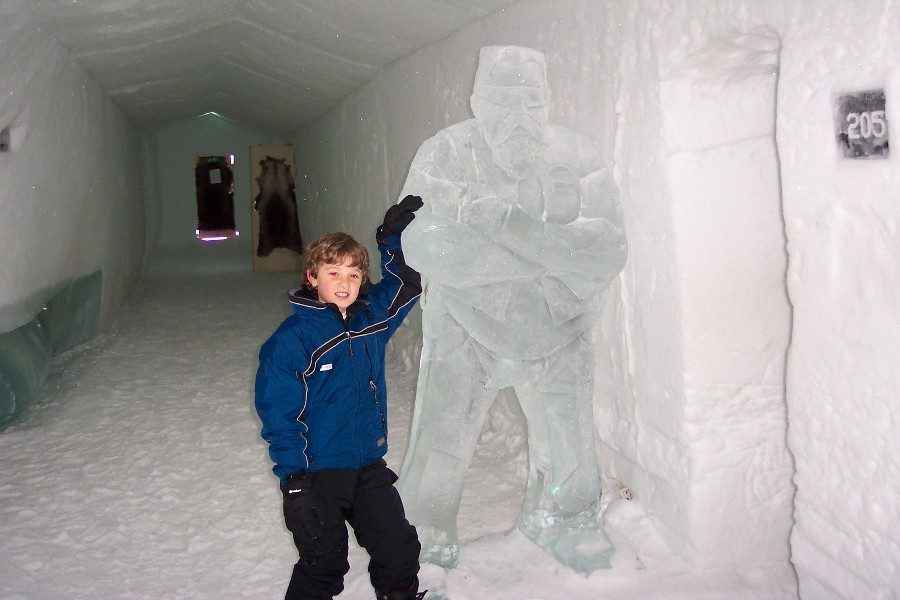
[255,195,425,600]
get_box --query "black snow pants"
[281,459,421,600]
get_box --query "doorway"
[194,155,237,242]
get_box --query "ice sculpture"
[397,46,628,572]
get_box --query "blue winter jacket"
[254,232,421,484]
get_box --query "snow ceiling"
[28,0,518,135]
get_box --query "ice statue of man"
[396,46,627,572]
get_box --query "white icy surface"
[0,272,796,599]
[26,0,520,134]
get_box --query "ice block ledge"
[0,271,102,430]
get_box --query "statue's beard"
[487,116,546,178]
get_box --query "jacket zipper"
[370,380,387,438]
[332,304,354,356]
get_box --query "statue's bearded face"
[471,55,550,178]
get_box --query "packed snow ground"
[0,272,796,599]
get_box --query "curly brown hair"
[303,232,370,290]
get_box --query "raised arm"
[366,195,423,337]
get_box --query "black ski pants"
[281,459,420,600]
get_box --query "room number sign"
[835,89,890,159]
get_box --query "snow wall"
[0,4,145,428]
[292,0,900,597]
[141,114,288,275]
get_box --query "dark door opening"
[195,155,237,242]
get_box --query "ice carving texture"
[397,46,627,572]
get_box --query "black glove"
[378,195,424,238]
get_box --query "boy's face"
[307,260,363,312]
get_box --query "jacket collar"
[288,285,371,320]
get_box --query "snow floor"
[0,272,797,599]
